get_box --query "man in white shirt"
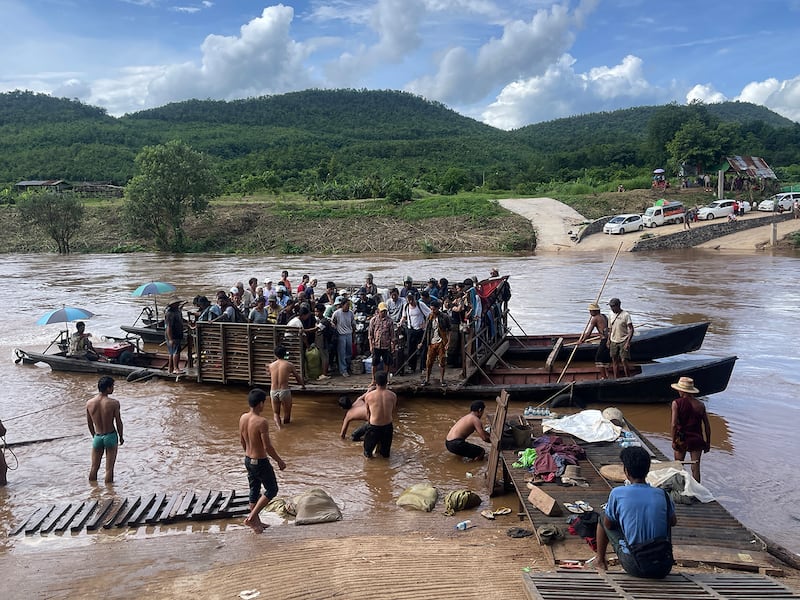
[400,293,430,373]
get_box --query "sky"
[2,0,800,129]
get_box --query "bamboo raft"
[11,490,251,536]
[499,413,794,576]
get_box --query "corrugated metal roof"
[726,155,776,179]
[15,179,65,186]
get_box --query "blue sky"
[2,0,799,128]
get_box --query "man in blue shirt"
[595,446,677,578]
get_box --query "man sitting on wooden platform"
[595,446,677,578]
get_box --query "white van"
[642,201,685,228]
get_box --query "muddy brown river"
[0,250,798,558]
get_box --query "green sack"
[443,489,482,516]
[397,483,439,512]
[305,344,322,380]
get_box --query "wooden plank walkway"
[522,571,800,600]
[11,490,251,536]
[501,416,788,574]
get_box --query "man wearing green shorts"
[86,376,124,483]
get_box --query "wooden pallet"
[522,571,800,600]
[11,490,250,536]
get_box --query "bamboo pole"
[556,242,623,383]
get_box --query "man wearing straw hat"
[670,377,711,483]
[578,303,610,379]
[607,298,634,378]
[164,296,186,375]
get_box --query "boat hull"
[460,356,737,403]
[14,348,186,382]
[120,324,167,344]
[505,322,710,362]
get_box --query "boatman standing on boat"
[86,376,124,483]
[164,297,186,375]
[445,400,490,461]
[267,346,305,429]
[578,303,610,379]
[607,298,634,378]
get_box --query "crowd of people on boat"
[184,269,508,383]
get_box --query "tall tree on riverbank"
[124,140,220,252]
[16,190,84,254]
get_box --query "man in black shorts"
[446,401,491,461]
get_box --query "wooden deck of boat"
[500,416,791,575]
[10,490,250,536]
[522,571,800,599]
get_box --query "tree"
[124,140,220,251]
[16,190,84,254]
[666,120,725,174]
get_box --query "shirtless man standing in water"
[240,388,286,533]
[363,371,397,458]
[267,345,305,429]
[86,376,124,483]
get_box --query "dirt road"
[501,198,800,252]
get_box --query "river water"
[0,250,798,558]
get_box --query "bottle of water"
[455,520,472,530]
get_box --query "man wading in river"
[86,376,124,483]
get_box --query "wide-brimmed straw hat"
[166,295,185,306]
[671,376,699,394]
[588,303,600,311]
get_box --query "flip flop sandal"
[564,502,584,514]
[480,509,496,520]
[493,507,512,516]
[575,500,593,512]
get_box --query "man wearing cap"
[354,288,377,317]
[399,276,418,300]
[578,303,610,379]
[275,285,289,308]
[607,298,634,378]
[363,273,378,298]
[164,297,186,374]
[400,293,430,373]
[265,294,280,324]
[368,302,395,382]
[332,297,355,377]
[670,377,711,483]
[421,299,451,387]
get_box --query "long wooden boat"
[456,355,737,403]
[119,322,166,344]
[505,322,709,362]
[14,339,189,383]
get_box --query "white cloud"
[481,53,670,129]
[686,83,726,104]
[172,6,201,14]
[407,2,590,105]
[737,76,800,122]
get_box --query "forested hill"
[1,89,798,192]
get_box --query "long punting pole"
[556,242,624,384]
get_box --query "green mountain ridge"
[1,89,798,189]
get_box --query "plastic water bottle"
[455,520,472,531]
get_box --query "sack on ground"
[290,488,343,525]
[397,483,439,512]
[628,537,674,578]
[443,489,482,516]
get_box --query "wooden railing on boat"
[192,323,305,386]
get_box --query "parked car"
[758,192,799,212]
[697,199,750,220]
[603,214,644,234]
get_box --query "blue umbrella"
[36,306,95,326]
[132,281,176,297]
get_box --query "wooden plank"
[201,490,222,515]
[127,492,157,526]
[39,503,72,534]
[159,491,184,523]
[70,500,98,532]
[526,484,562,517]
[24,505,55,534]
[144,492,167,523]
[486,389,510,497]
[54,502,85,533]
[103,500,129,529]
[11,508,43,536]
[216,490,234,515]
[174,490,195,519]
[190,490,211,519]
[113,497,141,527]
[85,499,115,531]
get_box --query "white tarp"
[541,409,622,443]
[647,467,715,503]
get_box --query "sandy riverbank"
[500,198,800,252]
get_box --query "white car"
[758,193,798,212]
[696,199,750,220]
[603,214,644,234]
